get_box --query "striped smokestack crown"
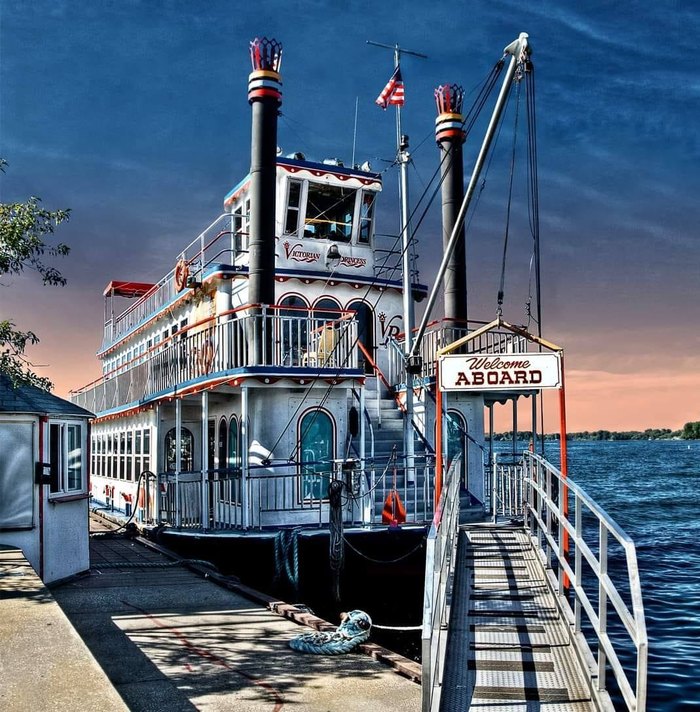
[434,84,465,143]
[248,37,283,104]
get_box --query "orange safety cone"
[382,489,406,527]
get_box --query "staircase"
[360,377,431,523]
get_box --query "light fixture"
[325,243,341,270]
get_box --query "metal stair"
[360,377,430,521]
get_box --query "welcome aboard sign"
[439,352,562,391]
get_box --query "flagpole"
[368,40,427,484]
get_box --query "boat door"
[347,300,374,374]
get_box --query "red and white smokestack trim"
[434,84,465,143]
[248,37,282,104]
[248,71,282,103]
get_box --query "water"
[537,439,700,711]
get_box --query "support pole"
[559,354,570,587]
[175,398,181,528]
[201,391,209,531]
[241,385,250,529]
[435,365,443,508]
[399,134,416,485]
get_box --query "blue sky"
[1,0,698,428]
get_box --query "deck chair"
[302,325,336,366]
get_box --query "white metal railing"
[73,307,359,414]
[490,452,527,521]
[421,456,461,712]
[388,321,528,385]
[522,451,648,712]
[103,214,244,350]
[156,456,438,531]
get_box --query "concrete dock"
[2,515,420,711]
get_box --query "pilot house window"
[304,184,355,241]
[285,179,302,235]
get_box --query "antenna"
[351,96,359,167]
[366,40,428,65]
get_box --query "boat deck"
[44,514,420,711]
[440,524,596,711]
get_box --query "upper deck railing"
[388,320,529,386]
[102,221,411,355]
[74,306,359,415]
[102,214,244,351]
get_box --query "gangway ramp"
[439,524,595,711]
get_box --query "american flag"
[375,66,405,109]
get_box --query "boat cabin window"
[358,191,375,244]
[304,183,355,241]
[285,179,303,235]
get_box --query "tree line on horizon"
[494,422,700,441]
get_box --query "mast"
[368,40,426,482]
[411,32,531,358]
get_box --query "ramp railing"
[421,456,461,712]
[523,451,648,712]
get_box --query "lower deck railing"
[153,455,437,530]
[73,307,359,415]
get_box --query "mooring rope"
[328,479,345,602]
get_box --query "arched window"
[312,297,341,322]
[279,295,309,365]
[446,410,467,490]
[164,427,194,472]
[298,409,335,501]
[228,417,239,469]
[347,300,374,374]
[217,418,228,472]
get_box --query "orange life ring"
[174,258,189,292]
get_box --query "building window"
[49,421,85,495]
[298,409,335,501]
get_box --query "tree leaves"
[0,159,70,389]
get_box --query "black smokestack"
[435,84,467,322]
[247,37,282,307]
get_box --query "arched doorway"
[298,409,335,501]
[217,418,227,472]
[446,410,468,491]
[347,300,374,374]
[279,295,309,366]
[164,427,194,472]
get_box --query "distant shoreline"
[493,429,694,441]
